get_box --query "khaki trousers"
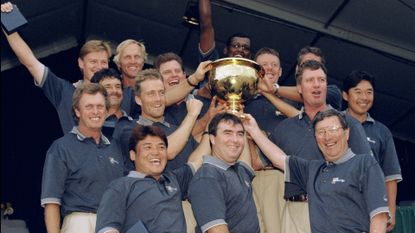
[252,169,285,233]
[61,212,96,233]
[281,201,311,233]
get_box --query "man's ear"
[223,47,228,56]
[78,57,84,72]
[74,108,81,119]
[130,150,136,162]
[296,83,302,95]
[135,96,142,106]
[209,134,215,145]
[342,91,349,102]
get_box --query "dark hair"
[342,70,375,93]
[295,60,327,84]
[129,125,168,152]
[208,113,244,136]
[90,68,122,87]
[313,109,349,130]
[226,33,251,47]
[72,83,109,119]
[254,47,280,60]
[297,46,325,65]
[153,52,184,71]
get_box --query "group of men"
[1,0,402,233]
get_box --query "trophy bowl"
[208,57,262,115]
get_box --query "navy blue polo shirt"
[361,114,402,181]
[270,106,372,198]
[40,127,125,217]
[164,94,211,126]
[112,116,197,171]
[285,149,389,232]
[37,67,138,135]
[188,156,260,233]
[96,164,194,233]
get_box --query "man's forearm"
[370,212,388,233]
[44,204,61,233]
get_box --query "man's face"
[130,135,167,180]
[210,120,245,165]
[136,79,166,121]
[224,37,251,58]
[75,93,107,132]
[297,68,327,109]
[158,60,186,90]
[78,51,109,81]
[315,116,349,162]
[119,43,145,80]
[256,53,282,84]
[99,77,123,108]
[343,80,374,117]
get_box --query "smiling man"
[243,109,389,233]
[269,60,371,233]
[342,70,402,231]
[96,125,209,233]
[113,39,148,88]
[40,83,125,233]
[188,113,260,233]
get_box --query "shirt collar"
[333,148,355,164]
[203,155,236,171]
[70,126,110,145]
[137,115,170,128]
[127,170,147,178]
[344,108,374,123]
[298,104,333,120]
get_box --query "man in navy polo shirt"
[40,83,125,233]
[96,124,209,233]
[342,70,402,232]
[269,60,371,233]
[243,109,389,233]
[188,113,260,233]
[112,68,210,171]
[90,68,134,139]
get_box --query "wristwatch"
[273,83,280,94]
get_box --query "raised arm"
[166,98,203,160]
[192,96,227,142]
[165,60,211,106]
[188,132,211,171]
[199,0,215,53]
[262,92,300,117]
[1,2,45,83]
[242,114,286,170]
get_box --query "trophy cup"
[209,57,262,115]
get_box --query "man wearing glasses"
[268,60,372,233]
[243,109,389,233]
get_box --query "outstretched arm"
[242,114,286,170]
[165,60,212,106]
[199,0,215,53]
[262,92,300,118]
[1,2,45,84]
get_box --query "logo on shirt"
[383,195,388,202]
[366,137,376,144]
[109,157,119,165]
[244,180,251,188]
[166,185,178,193]
[331,177,345,184]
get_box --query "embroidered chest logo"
[366,137,376,144]
[331,177,345,184]
[166,185,178,193]
[108,157,119,165]
[244,180,250,188]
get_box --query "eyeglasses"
[315,125,343,137]
[230,43,250,51]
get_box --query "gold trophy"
[209,57,262,115]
